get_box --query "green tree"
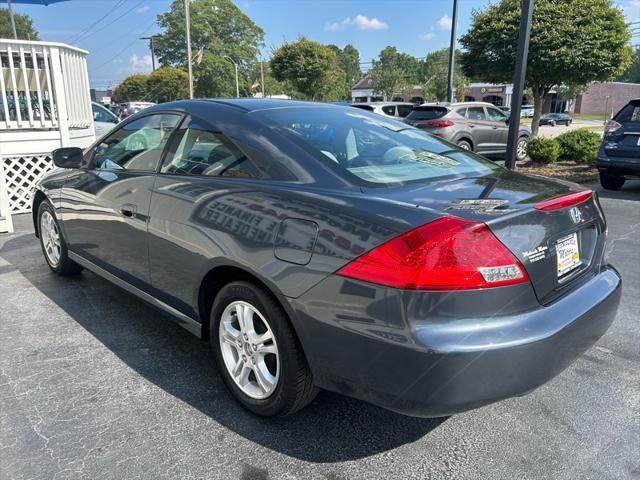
[369,47,421,100]
[145,67,189,103]
[0,8,39,40]
[329,44,362,87]
[421,48,467,102]
[154,0,264,97]
[113,74,149,103]
[617,47,640,83]
[460,0,632,135]
[248,61,297,98]
[270,37,339,100]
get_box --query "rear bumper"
[597,146,640,177]
[292,267,621,417]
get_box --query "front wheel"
[600,174,625,190]
[211,281,317,417]
[515,136,529,161]
[38,200,82,275]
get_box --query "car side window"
[397,105,413,117]
[92,113,180,171]
[381,105,396,116]
[92,104,117,124]
[456,107,467,117]
[161,118,260,178]
[486,107,507,122]
[467,107,487,121]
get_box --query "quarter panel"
[147,176,438,319]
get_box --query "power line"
[72,0,147,45]
[66,0,127,44]
[90,20,156,72]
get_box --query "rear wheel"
[599,174,625,190]
[457,139,472,151]
[210,281,317,416]
[38,200,82,275]
[516,136,529,161]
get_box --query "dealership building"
[352,78,640,116]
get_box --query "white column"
[48,47,70,147]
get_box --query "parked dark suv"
[403,102,531,161]
[597,98,640,190]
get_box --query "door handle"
[121,204,137,218]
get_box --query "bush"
[526,137,561,163]
[556,129,601,163]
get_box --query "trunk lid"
[364,169,606,304]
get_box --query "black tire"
[37,200,83,275]
[210,281,317,417]
[457,139,472,151]
[599,174,625,191]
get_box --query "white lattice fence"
[1,155,55,214]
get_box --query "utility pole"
[8,0,17,39]
[140,36,156,71]
[446,0,459,103]
[604,95,611,123]
[184,0,194,98]
[260,60,265,98]
[505,0,534,170]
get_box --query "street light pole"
[505,0,534,170]
[224,56,240,98]
[184,0,194,99]
[604,95,611,123]
[140,36,156,71]
[446,0,459,103]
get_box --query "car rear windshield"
[251,106,499,186]
[405,106,448,121]
[614,100,640,123]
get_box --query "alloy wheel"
[40,210,61,266]
[218,301,280,399]
[516,138,528,160]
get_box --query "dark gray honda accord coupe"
[33,99,621,417]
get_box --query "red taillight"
[533,190,593,211]
[336,216,528,290]
[425,120,455,128]
[604,120,622,133]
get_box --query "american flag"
[196,47,204,65]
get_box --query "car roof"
[205,98,339,112]
[353,101,414,106]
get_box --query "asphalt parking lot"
[1,180,639,480]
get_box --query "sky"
[5,0,640,90]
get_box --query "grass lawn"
[572,113,609,122]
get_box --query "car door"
[147,115,270,317]
[92,103,120,139]
[60,112,182,289]
[485,106,510,152]
[465,106,494,152]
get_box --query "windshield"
[405,107,448,121]
[252,106,500,186]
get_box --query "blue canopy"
[1,0,69,39]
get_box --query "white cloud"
[420,32,436,41]
[325,14,388,31]
[129,53,152,72]
[437,14,452,30]
[136,5,150,14]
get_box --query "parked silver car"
[403,102,531,161]
[91,102,119,138]
[350,101,414,118]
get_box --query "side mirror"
[52,147,83,169]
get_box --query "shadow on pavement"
[0,222,445,463]
[591,179,640,201]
